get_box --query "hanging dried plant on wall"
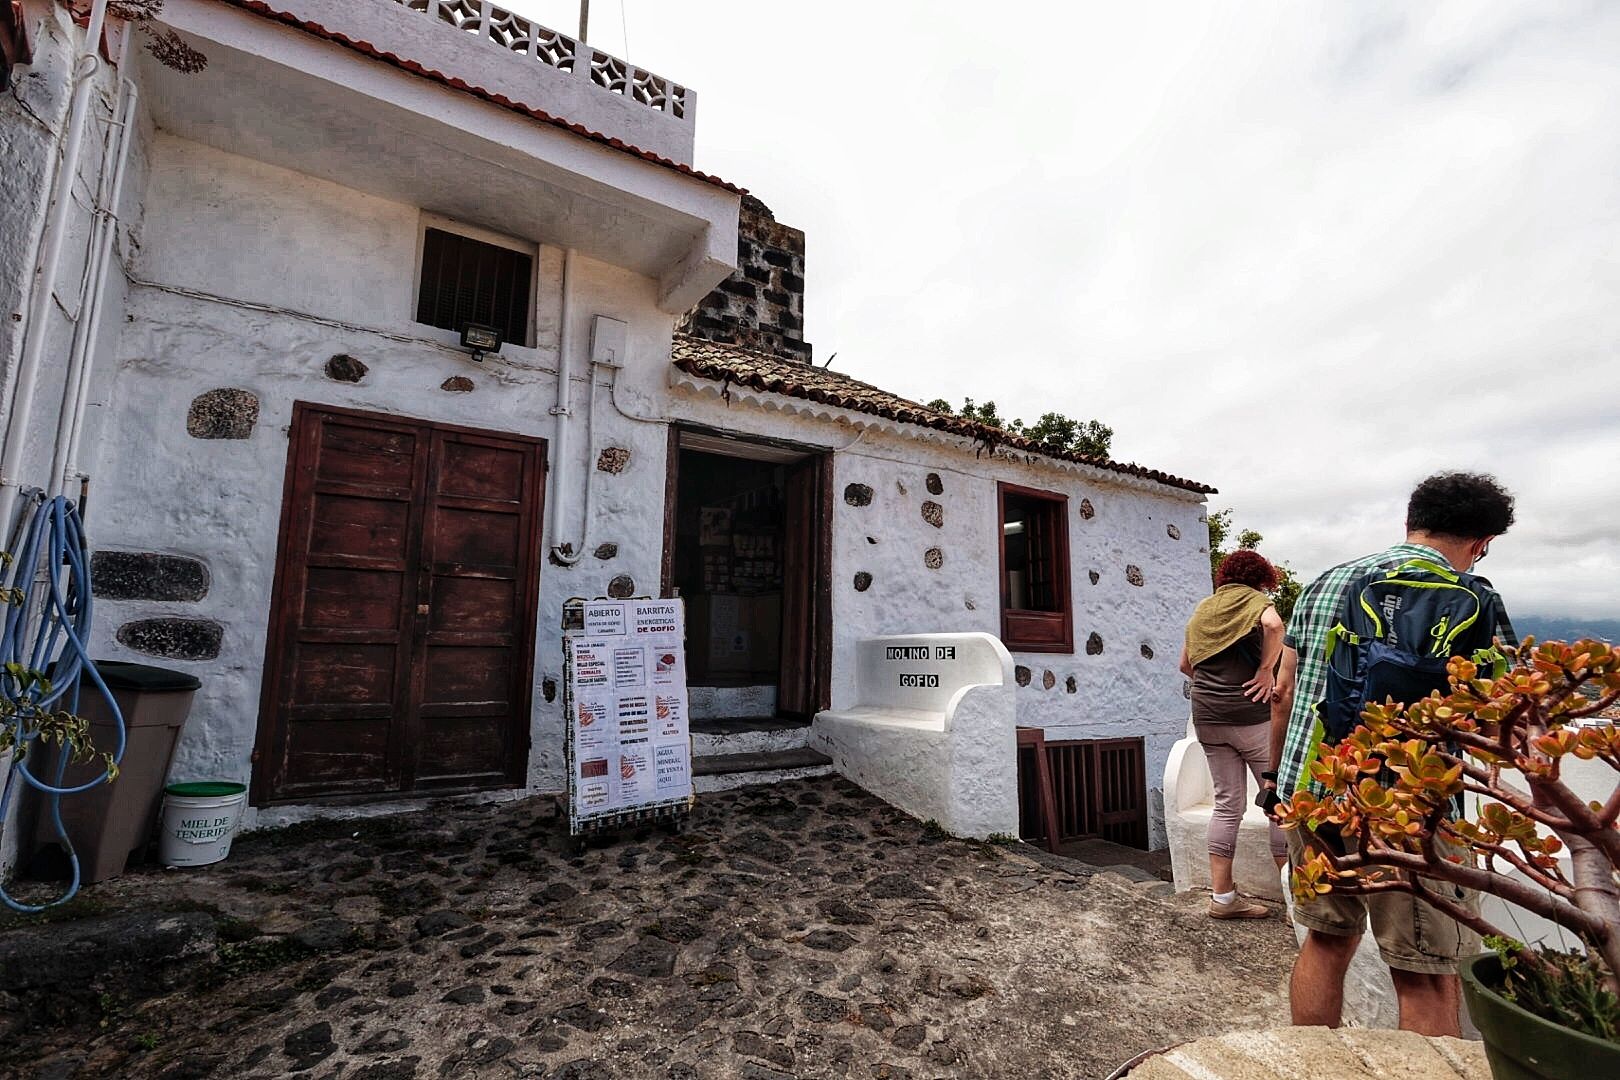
[110,1,209,74]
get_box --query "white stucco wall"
[654,381,1211,846]
[85,133,680,827]
[0,4,140,877]
[63,131,1211,848]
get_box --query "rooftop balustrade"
[391,0,691,124]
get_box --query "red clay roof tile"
[671,335,1216,495]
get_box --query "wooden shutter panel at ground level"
[255,404,545,805]
[1016,736,1149,850]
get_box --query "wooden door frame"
[660,423,833,715]
[252,401,548,807]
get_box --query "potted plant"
[1283,637,1620,1080]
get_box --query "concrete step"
[690,716,811,757]
[691,747,834,794]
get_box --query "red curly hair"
[1215,549,1280,592]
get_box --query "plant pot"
[1461,952,1620,1080]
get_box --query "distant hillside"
[1513,615,1620,644]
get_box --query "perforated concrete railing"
[393,0,690,120]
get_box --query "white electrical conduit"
[0,0,111,532]
[551,364,601,566]
[52,43,138,499]
[547,249,592,566]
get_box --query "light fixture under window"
[460,323,502,363]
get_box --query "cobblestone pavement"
[4,778,1295,1079]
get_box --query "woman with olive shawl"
[1179,550,1288,919]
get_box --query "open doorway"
[663,428,829,722]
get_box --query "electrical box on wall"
[590,316,628,368]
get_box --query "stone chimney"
[678,194,811,363]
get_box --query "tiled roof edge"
[214,0,745,194]
[671,336,1216,496]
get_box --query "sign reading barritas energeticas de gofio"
[565,599,693,821]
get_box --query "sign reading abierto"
[564,598,693,831]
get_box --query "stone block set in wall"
[677,195,811,364]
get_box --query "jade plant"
[1282,638,1620,1025]
[0,663,117,781]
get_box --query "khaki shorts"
[1286,828,1480,976]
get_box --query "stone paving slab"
[1123,1027,1488,1080]
[1,778,1296,1079]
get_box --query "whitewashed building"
[1,0,1214,853]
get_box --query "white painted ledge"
[812,632,1018,839]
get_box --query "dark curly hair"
[1216,549,1280,592]
[1406,472,1515,540]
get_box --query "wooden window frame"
[998,481,1074,654]
[412,214,539,348]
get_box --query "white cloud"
[516,0,1620,617]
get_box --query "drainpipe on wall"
[548,249,586,566]
[0,0,111,533]
[52,33,138,500]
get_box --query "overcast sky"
[516,1,1620,619]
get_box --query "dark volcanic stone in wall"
[676,195,812,364]
[853,572,872,592]
[1079,499,1095,520]
[324,354,367,383]
[441,376,474,392]
[1065,675,1078,694]
[607,575,635,599]
[1015,666,1031,687]
[925,473,943,496]
[920,502,944,528]
[1088,570,1101,586]
[1167,524,1181,540]
[1140,643,1155,660]
[186,389,258,440]
[117,618,222,660]
[91,552,210,602]
[923,547,943,570]
[1125,565,1145,587]
[1042,670,1055,690]
[596,448,631,474]
[843,484,873,507]
[1086,633,1104,656]
[593,543,618,561]
[542,678,557,703]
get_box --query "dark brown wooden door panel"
[255,405,545,805]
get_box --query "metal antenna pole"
[579,0,590,41]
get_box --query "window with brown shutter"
[415,226,534,347]
[999,482,1074,653]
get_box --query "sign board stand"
[561,596,695,838]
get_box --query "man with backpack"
[1265,472,1517,1036]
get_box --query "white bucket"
[158,781,247,867]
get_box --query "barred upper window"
[415,226,534,347]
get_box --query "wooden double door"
[254,404,546,804]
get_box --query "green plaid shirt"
[1277,542,1515,798]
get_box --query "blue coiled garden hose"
[0,494,124,911]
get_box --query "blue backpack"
[1318,557,1510,745]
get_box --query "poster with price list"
[563,598,693,832]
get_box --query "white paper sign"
[566,599,693,821]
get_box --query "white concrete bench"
[811,632,1017,839]
[1163,718,1284,900]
